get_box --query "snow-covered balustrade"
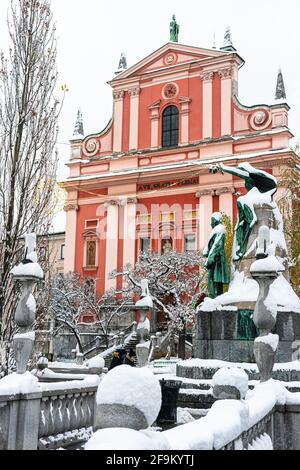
[0,374,99,450]
[38,383,97,450]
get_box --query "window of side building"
[60,244,65,260]
[140,237,151,253]
[185,233,196,252]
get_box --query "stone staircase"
[101,332,140,368]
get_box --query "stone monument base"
[194,309,300,363]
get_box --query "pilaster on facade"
[64,203,79,274]
[219,68,233,137]
[128,87,141,151]
[200,71,213,139]
[196,190,214,249]
[113,89,125,153]
[104,200,119,291]
[122,197,138,268]
[179,96,191,145]
[149,100,161,148]
[216,186,235,219]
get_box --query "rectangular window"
[184,210,198,220]
[137,214,151,225]
[161,212,175,223]
[85,219,98,229]
[86,240,97,267]
[185,234,196,252]
[140,237,151,253]
[60,244,65,260]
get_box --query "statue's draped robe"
[204,224,229,298]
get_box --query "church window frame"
[161,105,179,148]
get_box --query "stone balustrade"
[0,381,98,450]
[221,409,274,450]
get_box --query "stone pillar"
[7,393,41,450]
[197,190,214,250]
[128,87,140,151]
[104,200,119,291]
[149,101,161,148]
[122,198,137,268]
[216,187,235,219]
[201,72,213,139]
[219,68,232,136]
[113,90,125,152]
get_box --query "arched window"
[162,105,179,148]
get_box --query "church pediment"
[110,43,231,82]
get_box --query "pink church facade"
[62,41,294,297]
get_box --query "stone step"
[177,359,300,382]
[178,388,215,409]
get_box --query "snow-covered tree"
[0,0,64,371]
[279,146,300,296]
[113,250,207,359]
[38,273,134,352]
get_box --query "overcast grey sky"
[1,0,300,180]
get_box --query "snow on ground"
[177,408,195,424]
[178,358,300,372]
[97,365,161,426]
[85,428,171,451]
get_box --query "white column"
[113,90,124,152]
[201,72,213,139]
[219,69,232,136]
[218,189,234,219]
[197,191,214,250]
[122,199,137,268]
[64,204,78,274]
[105,201,119,291]
[128,87,140,151]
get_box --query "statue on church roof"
[221,25,236,52]
[170,14,179,43]
[118,52,127,72]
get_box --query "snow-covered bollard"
[10,233,43,374]
[212,367,249,400]
[94,365,161,431]
[250,226,283,382]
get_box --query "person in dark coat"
[108,348,125,371]
[124,348,136,367]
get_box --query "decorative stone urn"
[134,279,154,367]
[250,226,283,382]
[10,234,43,374]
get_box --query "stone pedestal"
[194,309,300,363]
